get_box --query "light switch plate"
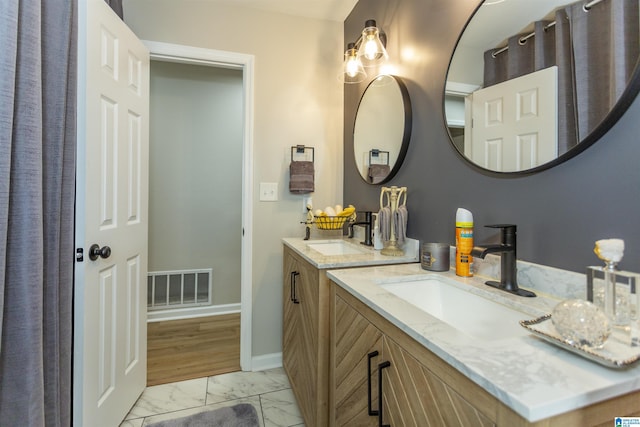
[259,182,278,201]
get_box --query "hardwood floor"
[147,313,241,386]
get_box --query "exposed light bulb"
[340,42,366,83]
[363,36,379,60]
[357,20,388,66]
[346,56,360,77]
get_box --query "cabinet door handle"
[291,271,300,304]
[378,360,391,427]
[367,350,380,416]
[290,271,295,302]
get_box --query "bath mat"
[146,403,260,427]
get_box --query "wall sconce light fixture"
[340,19,388,84]
[341,42,367,84]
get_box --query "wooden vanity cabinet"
[283,244,420,426]
[329,283,640,427]
[332,289,383,426]
[283,245,332,427]
[330,285,494,427]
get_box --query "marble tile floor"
[120,367,304,427]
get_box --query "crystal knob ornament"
[552,299,611,348]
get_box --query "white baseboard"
[250,352,282,371]
[147,303,241,322]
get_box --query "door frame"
[143,40,254,370]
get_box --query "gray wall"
[149,61,243,305]
[344,0,640,274]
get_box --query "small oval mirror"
[353,75,412,184]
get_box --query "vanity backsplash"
[448,247,587,301]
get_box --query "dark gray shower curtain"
[483,0,639,155]
[0,0,77,426]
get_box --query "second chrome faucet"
[471,224,536,298]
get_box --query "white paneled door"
[468,66,558,172]
[74,0,150,425]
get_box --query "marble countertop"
[327,263,640,423]
[282,236,419,269]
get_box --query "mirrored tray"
[520,314,640,369]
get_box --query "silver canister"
[421,243,450,272]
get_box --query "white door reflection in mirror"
[468,66,558,172]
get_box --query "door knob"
[89,244,111,261]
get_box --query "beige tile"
[121,368,301,426]
[206,368,290,404]
[119,418,143,427]
[260,388,304,427]
[125,377,208,420]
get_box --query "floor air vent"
[147,268,213,310]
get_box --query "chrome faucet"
[348,211,373,246]
[471,224,536,297]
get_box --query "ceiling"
[189,0,359,22]
[449,0,573,86]
[462,0,572,50]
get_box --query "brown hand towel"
[368,164,390,184]
[289,161,314,194]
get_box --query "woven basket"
[314,216,350,230]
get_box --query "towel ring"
[398,187,407,207]
[380,190,390,209]
[369,149,389,166]
[291,145,314,162]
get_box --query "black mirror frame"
[354,74,413,184]
[443,1,640,177]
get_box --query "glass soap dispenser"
[587,238,640,346]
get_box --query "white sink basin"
[379,277,529,341]
[307,240,370,256]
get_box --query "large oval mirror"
[354,75,412,184]
[445,0,640,174]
